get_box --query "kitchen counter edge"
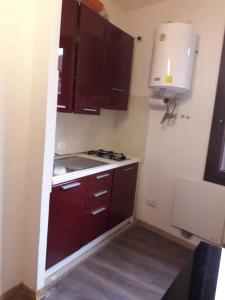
[52,157,141,186]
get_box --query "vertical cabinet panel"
[74,4,107,115]
[109,164,138,229]
[102,23,134,111]
[57,0,79,113]
[46,178,86,269]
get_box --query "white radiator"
[172,178,225,244]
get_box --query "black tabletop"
[162,242,223,300]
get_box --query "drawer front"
[53,177,87,193]
[83,207,109,245]
[86,189,111,211]
[117,163,138,175]
[88,170,113,192]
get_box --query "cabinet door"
[57,0,79,113]
[109,163,138,229]
[102,23,134,111]
[46,178,86,269]
[74,4,107,115]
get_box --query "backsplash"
[55,96,150,159]
[55,109,118,154]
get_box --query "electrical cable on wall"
[160,98,179,127]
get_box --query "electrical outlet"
[57,141,66,150]
[147,200,157,208]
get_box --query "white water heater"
[149,22,197,99]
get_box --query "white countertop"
[52,152,140,185]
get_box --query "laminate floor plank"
[45,225,192,300]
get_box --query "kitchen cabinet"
[57,1,134,115]
[46,178,86,269]
[57,0,79,113]
[46,163,139,269]
[74,3,107,115]
[101,23,134,111]
[109,163,138,229]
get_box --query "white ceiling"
[111,0,166,11]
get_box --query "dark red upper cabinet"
[109,163,138,229]
[101,23,134,111]
[57,0,79,113]
[74,4,107,115]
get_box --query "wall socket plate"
[57,141,66,150]
[147,200,157,208]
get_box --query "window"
[204,33,225,186]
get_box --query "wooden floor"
[45,225,192,300]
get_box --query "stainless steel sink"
[53,155,108,177]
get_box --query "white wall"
[0,0,35,294]
[0,0,60,294]
[125,0,225,243]
[23,0,61,291]
[113,96,150,160]
[101,0,128,30]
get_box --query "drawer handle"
[96,173,110,180]
[57,105,66,109]
[93,190,108,198]
[124,167,134,172]
[91,207,107,216]
[83,108,97,112]
[112,88,124,93]
[61,182,81,190]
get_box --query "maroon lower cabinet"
[109,163,139,229]
[46,178,87,269]
[83,207,109,245]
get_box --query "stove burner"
[88,149,127,161]
[111,152,126,161]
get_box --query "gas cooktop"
[86,149,127,161]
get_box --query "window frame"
[204,33,225,186]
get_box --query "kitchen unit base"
[45,217,133,282]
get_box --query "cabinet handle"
[112,88,124,93]
[83,108,97,112]
[93,190,108,198]
[61,182,81,190]
[57,105,66,109]
[124,167,134,172]
[96,173,110,180]
[91,207,107,216]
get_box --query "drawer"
[88,170,113,192]
[117,163,138,175]
[86,189,111,211]
[83,207,109,245]
[53,177,87,193]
